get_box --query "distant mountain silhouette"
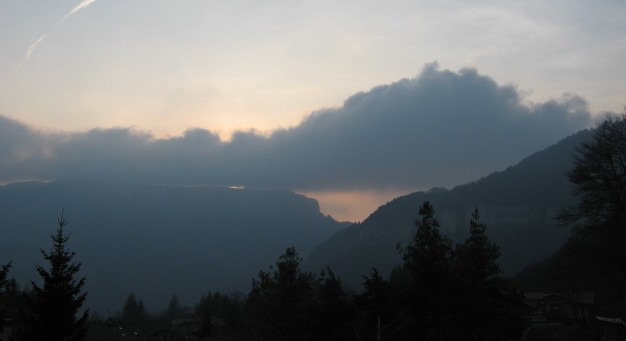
[304,129,592,289]
[0,180,347,313]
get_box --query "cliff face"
[304,130,591,289]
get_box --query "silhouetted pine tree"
[355,268,406,340]
[121,293,147,327]
[0,261,12,333]
[247,247,315,340]
[198,306,213,338]
[20,211,88,341]
[0,262,11,289]
[165,294,182,320]
[310,268,355,341]
[356,269,387,322]
[400,201,453,340]
[452,208,523,340]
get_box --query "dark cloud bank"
[1,64,593,190]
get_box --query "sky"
[1,0,625,221]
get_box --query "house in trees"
[0,319,13,341]
[150,328,186,341]
[525,292,595,323]
[151,311,221,341]
[170,315,202,338]
[594,316,626,341]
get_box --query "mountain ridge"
[304,129,592,288]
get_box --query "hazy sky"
[1,0,624,221]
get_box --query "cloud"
[20,0,98,67]
[0,64,593,190]
[0,116,63,181]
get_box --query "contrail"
[19,0,97,67]
[63,0,97,21]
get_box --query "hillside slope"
[305,129,591,288]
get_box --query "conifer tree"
[455,208,501,286]
[122,293,146,326]
[357,268,388,318]
[166,294,182,320]
[247,247,315,340]
[0,261,12,333]
[310,268,354,340]
[400,201,453,340]
[20,211,88,341]
[0,262,11,289]
[453,208,511,340]
[198,305,213,338]
[356,268,399,341]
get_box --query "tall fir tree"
[310,268,354,341]
[400,201,453,340]
[165,294,182,320]
[247,247,315,340]
[355,268,391,334]
[121,292,147,327]
[398,203,523,340]
[20,211,88,341]
[0,261,11,290]
[452,208,522,340]
[0,261,12,333]
[455,208,501,283]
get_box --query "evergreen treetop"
[20,211,89,341]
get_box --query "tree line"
[0,202,525,341]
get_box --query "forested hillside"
[305,129,592,287]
